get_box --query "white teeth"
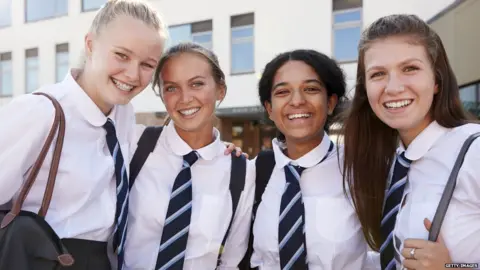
[384,100,412,109]
[112,78,134,91]
[288,113,312,120]
[179,107,200,116]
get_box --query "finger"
[401,247,427,261]
[234,147,243,157]
[224,143,235,155]
[403,238,430,249]
[424,218,445,244]
[403,258,420,269]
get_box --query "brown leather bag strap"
[1,92,65,228]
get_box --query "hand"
[401,218,453,270]
[223,142,249,159]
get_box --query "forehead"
[364,36,429,67]
[161,53,212,80]
[98,15,164,59]
[274,60,320,83]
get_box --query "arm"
[0,94,55,204]
[218,159,256,269]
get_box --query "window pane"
[192,32,212,44]
[231,41,254,74]
[460,84,477,110]
[26,0,68,22]
[0,0,12,27]
[334,26,361,61]
[26,57,39,93]
[166,24,192,48]
[0,60,12,96]
[232,26,253,40]
[56,51,69,82]
[334,10,361,24]
[82,0,106,11]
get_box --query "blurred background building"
[0,0,477,157]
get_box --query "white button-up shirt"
[124,122,256,270]
[0,69,136,241]
[251,133,374,270]
[391,121,480,268]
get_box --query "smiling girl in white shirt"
[124,42,255,270]
[0,1,166,269]
[342,14,480,270]
[249,49,374,270]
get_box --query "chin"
[284,130,320,143]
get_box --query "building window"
[332,0,362,62]
[56,43,69,82]
[167,20,213,50]
[230,13,254,74]
[0,0,12,28]
[82,0,106,12]
[26,0,68,22]
[460,83,480,116]
[25,48,39,94]
[0,52,12,96]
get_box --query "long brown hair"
[341,14,474,251]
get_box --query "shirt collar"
[399,121,449,161]
[64,69,116,127]
[165,121,225,161]
[272,131,333,169]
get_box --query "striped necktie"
[156,151,199,270]
[279,164,307,270]
[103,118,129,269]
[380,152,412,270]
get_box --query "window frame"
[25,48,39,94]
[230,23,255,75]
[55,43,69,83]
[81,0,106,12]
[332,7,362,63]
[24,0,68,23]
[0,52,13,97]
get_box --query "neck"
[284,132,324,160]
[174,123,215,150]
[76,68,113,115]
[398,119,433,148]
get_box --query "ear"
[216,85,226,102]
[434,84,439,94]
[84,33,94,59]
[264,101,273,121]
[327,94,338,115]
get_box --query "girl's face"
[160,52,225,134]
[364,35,438,143]
[265,60,337,144]
[84,15,164,113]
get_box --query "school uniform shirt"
[251,134,375,270]
[0,69,136,242]
[389,121,480,268]
[124,121,256,270]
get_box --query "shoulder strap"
[238,150,276,270]
[129,126,163,190]
[216,152,247,267]
[428,131,480,241]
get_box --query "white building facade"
[0,0,455,156]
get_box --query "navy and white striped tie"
[155,151,199,270]
[279,164,307,270]
[380,152,412,270]
[103,118,129,269]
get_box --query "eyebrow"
[162,76,206,85]
[272,79,323,90]
[114,46,158,63]
[366,58,424,73]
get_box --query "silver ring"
[409,248,416,259]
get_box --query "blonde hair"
[89,0,167,37]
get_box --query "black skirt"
[60,238,111,270]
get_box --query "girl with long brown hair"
[342,14,480,270]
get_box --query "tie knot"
[103,118,116,135]
[398,151,412,167]
[184,151,199,167]
[285,164,305,182]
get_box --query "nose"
[290,89,307,106]
[124,63,140,82]
[180,88,194,103]
[384,74,405,94]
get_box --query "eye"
[370,71,385,79]
[191,81,204,88]
[305,87,321,93]
[164,85,176,92]
[115,52,128,60]
[274,89,290,96]
[142,63,155,69]
[403,66,419,73]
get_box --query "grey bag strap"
[428,131,480,241]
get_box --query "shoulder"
[0,92,57,124]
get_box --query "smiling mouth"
[287,113,312,120]
[178,107,200,117]
[112,78,135,92]
[383,99,413,109]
